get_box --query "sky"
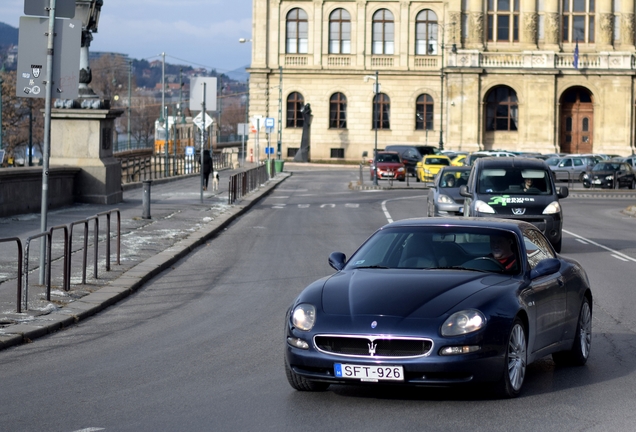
[1,0,253,74]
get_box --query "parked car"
[284,218,592,398]
[622,155,636,168]
[545,155,595,182]
[427,166,471,216]
[460,157,568,252]
[461,151,515,166]
[451,154,467,166]
[582,161,636,189]
[416,155,451,182]
[370,151,406,182]
[384,145,441,178]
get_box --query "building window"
[287,92,304,128]
[415,10,438,55]
[329,9,351,54]
[330,148,345,158]
[485,86,518,131]
[416,94,434,130]
[287,148,299,158]
[487,0,520,42]
[286,8,308,54]
[373,93,391,130]
[372,9,395,54]
[329,93,347,129]
[562,0,595,43]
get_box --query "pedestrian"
[202,149,213,191]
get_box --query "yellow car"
[416,155,452,182]
[451,154,467,166]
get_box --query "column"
[544,0,560,48]
[597,0,614,49]
[467,0,484,49]
[252,0,269,68]
[521,0,539,48]
[621,0,635,48]
[314,1,324,66]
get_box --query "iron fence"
[228,161,274,205]
[119,153,233,184]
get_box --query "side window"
[523,230,556,269]
[560,159,572,167]
[573,158,583,167]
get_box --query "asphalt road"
[1,167,636,432]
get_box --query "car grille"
[314,335,433,358]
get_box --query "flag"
[573,39,579,70]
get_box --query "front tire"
[496,318,527,398]
[552,297,592,366]
[284,355,330,392]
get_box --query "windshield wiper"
[353,265,390,269]
[435,266,491,273]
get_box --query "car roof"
[473,156,550,169]
[440,166,471,172]
[385,217,533,233]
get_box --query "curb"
[0,173,291,351]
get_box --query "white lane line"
[576,238,589,244]
[382,196,426,224]
[73,428,105,432]
[612,254,629,262]
[563,229,636,263]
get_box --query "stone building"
[247,0,636,162]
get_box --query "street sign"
[189,77,217,111]
[185,146,195,156]
[265,147,274,155]
[16,16,81,99]
[24,0,76,19]
[193,111,214,130]
[265,117,275,128]
[237,123,248,135]
[250,115,263,130]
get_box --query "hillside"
[0,22,18,47]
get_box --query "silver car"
[427,167,471,217]
[545,155,595,182]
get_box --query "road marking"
[271,196,289,199]
[345,203,360,208]
[611,254,629,262]
[563,229,636,263]
[73,428,105,432]
[576,239,589,245]
[381,196,425,223]
[320,204,336,208]
[298,204,310,208]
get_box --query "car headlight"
[582,173,589,179]
[543,201,561,215]
[605,175,614,180]
[474,200,495,214]
[441,310,486,336]
[397,167,405,172]
[438,194,454,204]
[292,304,316,331]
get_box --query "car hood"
[376,162,403,169]
[590,170,618,176]
[321,269,511,318]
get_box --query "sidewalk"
[0,167,290,351]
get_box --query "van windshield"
[477,168,553,195]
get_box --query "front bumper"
[435,202,463,217]
[474,211,562,244]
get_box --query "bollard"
[142,180,152,219]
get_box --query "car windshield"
[592,163,620,171]
[346,226,520,275]
[545,157,560,166]
[477,168,553,194]
[440,170,469,188]
[425,158,450,165]
[376,153,401,163]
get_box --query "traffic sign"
[185,146,195,156]
[16,16,81,99]
[189,77,217,112]
[265,117,275,128]
[24,0,76,19]
[193,112,214,130]
[265,147,275,155]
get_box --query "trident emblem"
[368,341,377,356]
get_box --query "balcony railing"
[451,50,634,70]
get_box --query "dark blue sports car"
[284,218,592,398]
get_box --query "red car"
[370,151,406,182]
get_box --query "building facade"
[247,0,636,162]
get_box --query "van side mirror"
[557,186,569,199]
[459,185,471,197]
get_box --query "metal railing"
[118,153,233,184]
[228,161,274,205]
[0,209,122,312]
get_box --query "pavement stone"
[0,165,289,350]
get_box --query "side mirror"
[459,185,471,197]
[557,186,569,199]
[328,252,347,271]
[530,258,561,279]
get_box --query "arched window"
[485,86,518,131]
[373,93,391,130]
[329,93,347,129]
[286,8,308,54]
[416,94,434,130]
[372,9,395,54]
[487,0,520,43]
[329,9,351,54]
[415,10,438,55]
[562,0,595,43]
[287,92,305,128]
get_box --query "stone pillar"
[252,0,269,68]
[50,108,124,204]
[466,0,484,49]
[621,0,635,48]
[597,0,614,49]
[521,0,538,48]
[544,0,561,48]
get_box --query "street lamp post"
[365,72,380,185]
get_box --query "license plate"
[334,363,404,382]
[593,179,602,184]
